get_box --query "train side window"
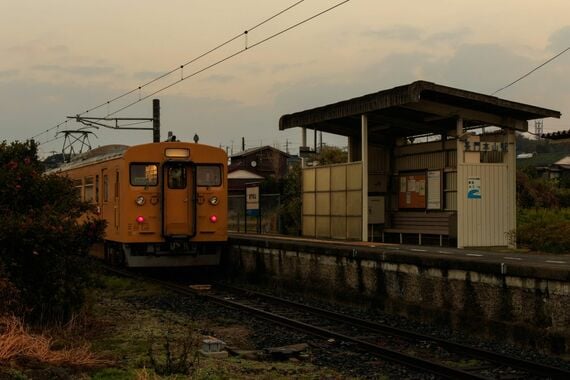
[167,165,187,189]
[115,172,119,198]
[72,179,83,200]
[84,177,94,203]
[130,164,158,186]
[196,165,221,187]
[95,175,99,203]
[103,175,109,202]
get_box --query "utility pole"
[68,99,160,143]
[153,99,160,142]
[242,137,245,151]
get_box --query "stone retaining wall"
[225,235,570,354]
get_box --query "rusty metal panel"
[445,191,457,211]
[331,191,347,216]
[315,192,330,216]
[347,190,362,216]
[303,216,315,236]
[316,166,331,191]
[303,168,315,192]
[316,216,331,238]
[368,145,389,173]
[346,216,362,240]
[331,216,347,239]
[347,163,362,190]
[447,150,457,167]
[330,165,347,191]
[395,152,444,171]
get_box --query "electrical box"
[368,196,385,224]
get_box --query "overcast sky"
[1,0,569,157]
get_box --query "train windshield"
[130,164,158,186]
[167,165,187,189]
[196,165,221,187]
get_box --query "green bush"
[0,140,105,323]
[517,208,570,253]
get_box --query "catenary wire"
[492,46,570,95]
[31,0,307,142]
[107,0,351,117]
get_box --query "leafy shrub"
[0,140,105,323]
[517,208,570,253]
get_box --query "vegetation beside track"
[2,272,345,379]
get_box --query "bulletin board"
[398,173,426,209]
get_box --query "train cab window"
[130,164,158,186]
[84,177,94,203]
[197,165,221,187]
[167,165,187,189]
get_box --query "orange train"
[50,141,228,267]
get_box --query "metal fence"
[228,193,281,234]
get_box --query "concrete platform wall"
[225,236,570,354]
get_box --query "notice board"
[398,173,426,209]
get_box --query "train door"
[100,168,110,221]
[162,162,195,237]
[114,169,120,231]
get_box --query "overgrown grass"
[0,316,108,367]
[517,208,570,253]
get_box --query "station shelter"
[279,81,561,248]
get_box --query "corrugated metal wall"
[456,164,515,247]
[302,162,362,240]
[456,130,516,248]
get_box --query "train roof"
[46,144,129,174]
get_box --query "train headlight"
[209,196,219,205]
[135,195,145,206]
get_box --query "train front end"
[110,142,227,267]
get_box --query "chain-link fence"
[228,193,281,234]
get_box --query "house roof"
[230,145,291,158]
[541,129,570,141]
[228,169,264,180]
[279,81,561,142]
[516,152,569,169]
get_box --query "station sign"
[246,182,260,216]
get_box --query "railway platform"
[226,233,570,354]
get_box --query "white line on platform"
[466,253,484,257]
[411,249,427,252]
[545,260,566,264]
[504,257,523,261]
[438,251,453,254]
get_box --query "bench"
[382,211,457,246]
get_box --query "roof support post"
[362,114,369,242]
[301,127,307,148]
[456,117,464,248]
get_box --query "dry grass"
[0,316,110,367]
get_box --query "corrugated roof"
[279,81,561,140]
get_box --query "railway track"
[104,266,569,379]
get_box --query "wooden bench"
[382,211,457,246]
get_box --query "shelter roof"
[279,81,561,141]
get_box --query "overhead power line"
[32,0,350,142]
[492,46,570,95]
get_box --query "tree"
[0,140,104,323]
[315,145,348,165]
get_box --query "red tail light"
[136,216,145,223]
[209,215,218,223]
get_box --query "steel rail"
[217,284,570,380]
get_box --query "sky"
[1,0,569,158]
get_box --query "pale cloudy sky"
[1,0,569,157]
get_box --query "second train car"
[51,141,228,267]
